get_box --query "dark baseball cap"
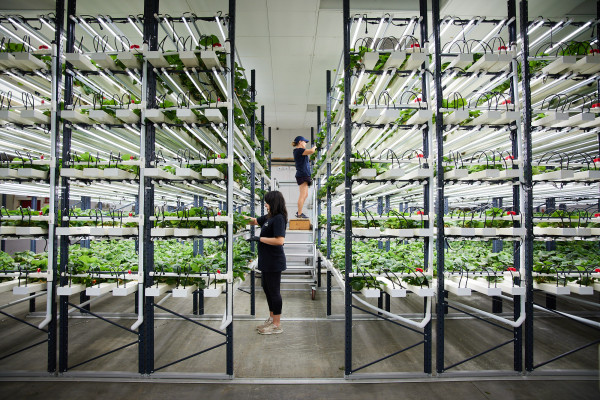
[294,136,310,143]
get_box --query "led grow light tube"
[215,14,227,43]
[398,17,418,50]
[0,24,35,51]
[5,72,52,97]
[212,67,227,95]
[8,16,50,47]
[185,69,207,101]
[127,17,143,37]
[527,19,568,53]
[350,15,363,48]
[471,18,508,53]
[161,124,196,151]
[445,17,481,55]
[161,68,194,105]
[76,16,115,52]
[547,21,592,53]
[97,16,128,50]
[182,16,199,47]
[428,17,453,53]
[39,17,55,32]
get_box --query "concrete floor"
[0,278,599,398]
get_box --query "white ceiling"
[0,0,596,130]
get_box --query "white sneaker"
[256,317,273,331]
[258,323,283,335]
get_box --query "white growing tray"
[145,283,174,297]
[172,284,198,298]
[57,284,86,296]
[13,282,46,295]
[86,282,118,296]
[113,281,139,296]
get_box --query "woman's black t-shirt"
[293,148,311,177]
[257,214,287,272]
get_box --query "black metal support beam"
[326,70,332,259]
[142,0,160,376]
[226,0,236,378]
[250,69,256,316]
[342,0,352,377]
[519,0,535,373]
[57,0,75,374]
[432,0,445,375]
[260,105,265,215]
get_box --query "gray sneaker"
[296,212,308,219]
[259,323,283,335]
[256,317,273,331]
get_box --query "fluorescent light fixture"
[128,17,143,37]
[185,69,207,100]
[350,15,363,48]
[0,24,35,51]
[182,16,199,47]
[215,15,227,43]
[548,21,592,53]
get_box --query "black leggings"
[261,271,282,315]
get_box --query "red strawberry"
[507,211,517,215]
[39,211,43,215]
[40,155,44,159]
[590,49,599,54]
[217,269,221,274]
[213,43,222,48]
[410,43,420,48]
[128,269,132,274]
[592,103,600,108]
[92,279,96,284]
[129,212,133,217]
[500,99,511,105]
[130,155,134,160]
[417,211,424,215]
[594,213,600,218]
[416,268,423,272]
[39,45,49,50]
[505,155,514,160]
[507,267,517,271]
[130,44,140,49]
[498,46,507,50]
[37,268,41,273]
[593,158,600,163]
[417,154,424,158]
[595,268,600,272]
[41,100,45,104]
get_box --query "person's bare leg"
[272,314,281,327]
[297,182,308,215]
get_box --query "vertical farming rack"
[0,0,270,378]
[316,0,600,379]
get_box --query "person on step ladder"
[292,135,316,219]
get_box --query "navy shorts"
[296,176,312,186]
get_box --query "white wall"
[271,129,313,160]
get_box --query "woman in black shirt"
[246,190,287,335]
[292,135,316,219]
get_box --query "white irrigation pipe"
[324,252,432,329]
[446,295,526,328]
[497,293,600,330]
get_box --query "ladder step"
[281,279,315,284]
[285,253,314,257]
